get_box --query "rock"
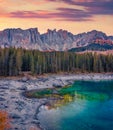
[15,101,26,106]
[0,28,112,51]
[18,86,27,90]
[0,97,5,101]
[10,114,21,119]
[66,80,74,85]
[53,83,63,88]
[41,29,75,51]
[0,28,42,50]
[4,105,8,108]
[53,90,58,94]
[0,86,9,89]
[21,77,29,82]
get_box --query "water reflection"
[45,91,109,110]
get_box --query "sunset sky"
[0,0,113,35]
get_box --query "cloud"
[52,8,93,21]
[0,0,113,22]
[60,0,113,15]
[6,8,92,21]
[46,0,96,4]
[84,1,113,15]
[46,0,113,15]
[10,10,52,18]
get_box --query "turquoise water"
[38,81,113,130]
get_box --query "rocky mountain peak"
[0,28,113,51]
[87,30,108,40]
[0,28,42,49]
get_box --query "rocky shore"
[0,73,113,130]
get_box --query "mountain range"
[0,28,113,52]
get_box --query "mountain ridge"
[0,28,113,52]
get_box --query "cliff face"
[0,28,112,51]
[41,29,75,51]
[0,28,43,50]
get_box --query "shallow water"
[38,81,113,130]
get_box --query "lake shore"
[1,72,113,80]
[1,73,113,130]
[22,73,113,91]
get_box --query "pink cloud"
[0,0,113,22]
[9,10,53,19]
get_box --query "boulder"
[53,83,63,88]
[21,77,29,82]
[10,114,21,119]
[0,97,5,101]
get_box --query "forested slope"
[0,48,113,76]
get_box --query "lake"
[38,80,113,130]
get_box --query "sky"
[0,0,113,35]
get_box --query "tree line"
[0,47,113,76]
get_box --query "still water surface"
[38,81,113,130]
